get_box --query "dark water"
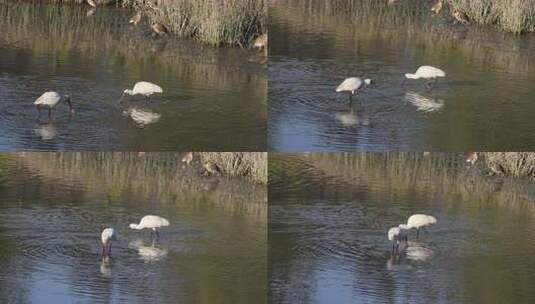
[268,0,535,151]
[0,153,266,303]
[269,153,535,303]
[0,1,266,151]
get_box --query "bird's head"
[129,223,140,230]
[364,78,372,85]
[427,216,437,224]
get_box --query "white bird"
[120,81,163,102]
[34,91,74,117]
[101,228,116,258]
[336,77,372,103]
[404,66,446,89]
[405,214,437,238]
[388,227,403,254]
[129,215,170,239]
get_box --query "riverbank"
[26,0,266,46]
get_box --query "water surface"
[0,153,267,303]
[0,1,266,151]
[268,0,535,151]
[269,153,535,303]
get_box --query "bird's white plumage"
[405,66,446,80]
[129,215,170,230]
[101,228,115,244]
[124,81,163,97]
[34,92,62,107]
[336,77,371,94]
[388,227,401,241]
[406,214,437,229]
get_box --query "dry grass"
[198,152,267,184]
[125,0,266,46]
[10,0,266,46]
[448,0,535,33]
[482,152,535,178]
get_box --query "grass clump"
[198,152,267,184]
[448,0,535,33]
[126,0,266,46]
[483,152,535,178]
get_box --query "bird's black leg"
[145,95,149,103]
[101,245,106,258]
[48,108,52,118]
[155,229,160,240]
[416,228,420,239]
[108,243,112,257]
[36,105,41,116]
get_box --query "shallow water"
[0,1,266,151]
[269,153,535,303]
[0,153,266,303]
[268,0,535,151]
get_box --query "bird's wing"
[34,92,60,105]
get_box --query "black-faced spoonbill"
[129,215,170,239]
[34,92,74,117]
[120,81,163,102]
[404,66,446,89]
[336,77,372,103]
[405,214,437,238]
[388,226,406,254]
[101,228,116,258]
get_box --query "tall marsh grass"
[448,0,535,33]
[8,0,266,46]
[125,0,266,46]
[483,152,535,178]
[199,152,268,184]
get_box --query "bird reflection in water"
[123,107,161,127]
[405,92,444,113]
[100,256,112,278]
[335,106,371,128]
[34,122,57,140]
[129,239,168,262]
